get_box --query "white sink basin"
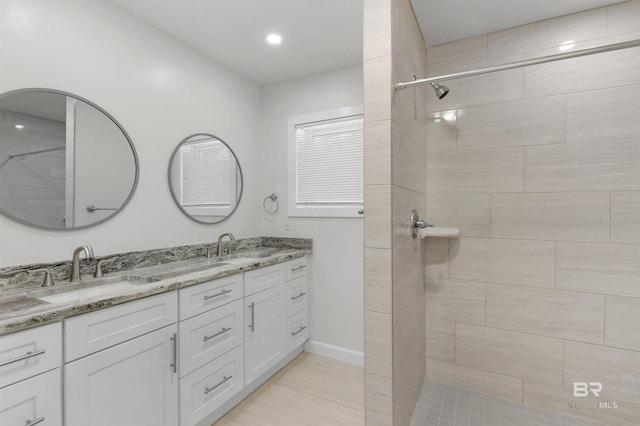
[35,278,150,305]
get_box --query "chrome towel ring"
[263,193,279,214]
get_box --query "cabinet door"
[244,284,286,385]
[0,368,61,426]
[65,324,178,426]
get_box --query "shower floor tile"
[410,380,606,426]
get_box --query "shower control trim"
[410,209,432,239]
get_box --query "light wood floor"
[214,352,365,426]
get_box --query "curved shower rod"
[393,38,640,92]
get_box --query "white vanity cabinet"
[178,276,245,426]
[244,258,309,386]
[0,322,62,426]
[63,293,179,426]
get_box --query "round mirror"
[0,88,138,230]
[168,133,243,224]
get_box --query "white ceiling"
[107,0,628,86]
[107,0,364,86]
[411,0,627,47]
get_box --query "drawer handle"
[291,326,307,336]
[291,292,307,301]
[204,375,233,395]
[249,302,255,331]
[203,327,232,342]
[25,417,45,426]
[291,265,306,272]
[203,289,232,301]
[0,349,46,368]
[170,333,177,374]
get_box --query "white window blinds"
[180,139,232,207]
[295,115,364,207]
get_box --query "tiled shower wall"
[0,109,65,227]
[364,0,427,424]
[424,1,640,425]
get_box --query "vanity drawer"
[64,292,178,362]
[0,322,61,389]
[285,276,308,317]
[286,309,309,352]
[179,299,243,377]
[179,345,244,426]
[179,274,243,320]
[0,368,61,426]
[244,263,286,296]
[286,257,308,281]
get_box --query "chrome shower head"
[431,82,449,99]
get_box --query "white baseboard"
[304,340,364,367]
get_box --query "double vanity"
[0,237,311,426]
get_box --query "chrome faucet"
[70,245,95,282]
[216,233,236,257]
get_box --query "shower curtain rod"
[0,147,65,169]
[393,38,640,92]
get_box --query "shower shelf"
[419,227,460,239]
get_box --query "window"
[179,137,237,217]
[288,105,363,218]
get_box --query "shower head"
[431,82,449,99]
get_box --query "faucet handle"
[94,259,109,278]
[30,268,55,287]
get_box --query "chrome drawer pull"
[170,333,177,374]
[0,349,46,368]
[25,417,45,425]
[291,326,307,336]
[291,265,306,272]
[204,375,232,395]
[203,289,232,301]
[248,302,255,331]
[203,327,231,342]
[290,292,307,301]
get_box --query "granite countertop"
[0,246,309,336]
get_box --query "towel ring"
[263,193,278,214]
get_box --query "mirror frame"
[167,133,243,225]
[0,88,139,231]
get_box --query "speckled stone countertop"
[0,237,311,336]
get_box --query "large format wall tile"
[605,296,640,352]
[426,358,523,402]
[363,0,391,61]
[487,8,607,58]
[611,191,640,244]
[456,323,564,386]
[392,123,426,193]
[424,238,449,280]
[427,147,524,193]
[556,242,640,298]
[607,0,640,36]
[566,84,640,142]
[425,277,486,325]
[525,139,640,192]
[426,111,457,153]
[524,46,640,98]
[365,373,393,426]
[364,248,392,314]
[425,317,455,363]
[457,96,565,151]
[364,55,392,123]
[565,341,640,404]
[486,284,604,344]
[426,68,523,113]
[490,192,610,242]
[364,120,391,186]
[449,237,555,287]
[365,311,393,378]
[426,35,488,77]
[364,185,391,249]
[426,193,490,237]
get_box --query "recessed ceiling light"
[15,124,24,129]
[266,34,282,45]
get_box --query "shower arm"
[393,38,640,92]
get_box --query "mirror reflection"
[0,89,138,230]
[168,133,243,224]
